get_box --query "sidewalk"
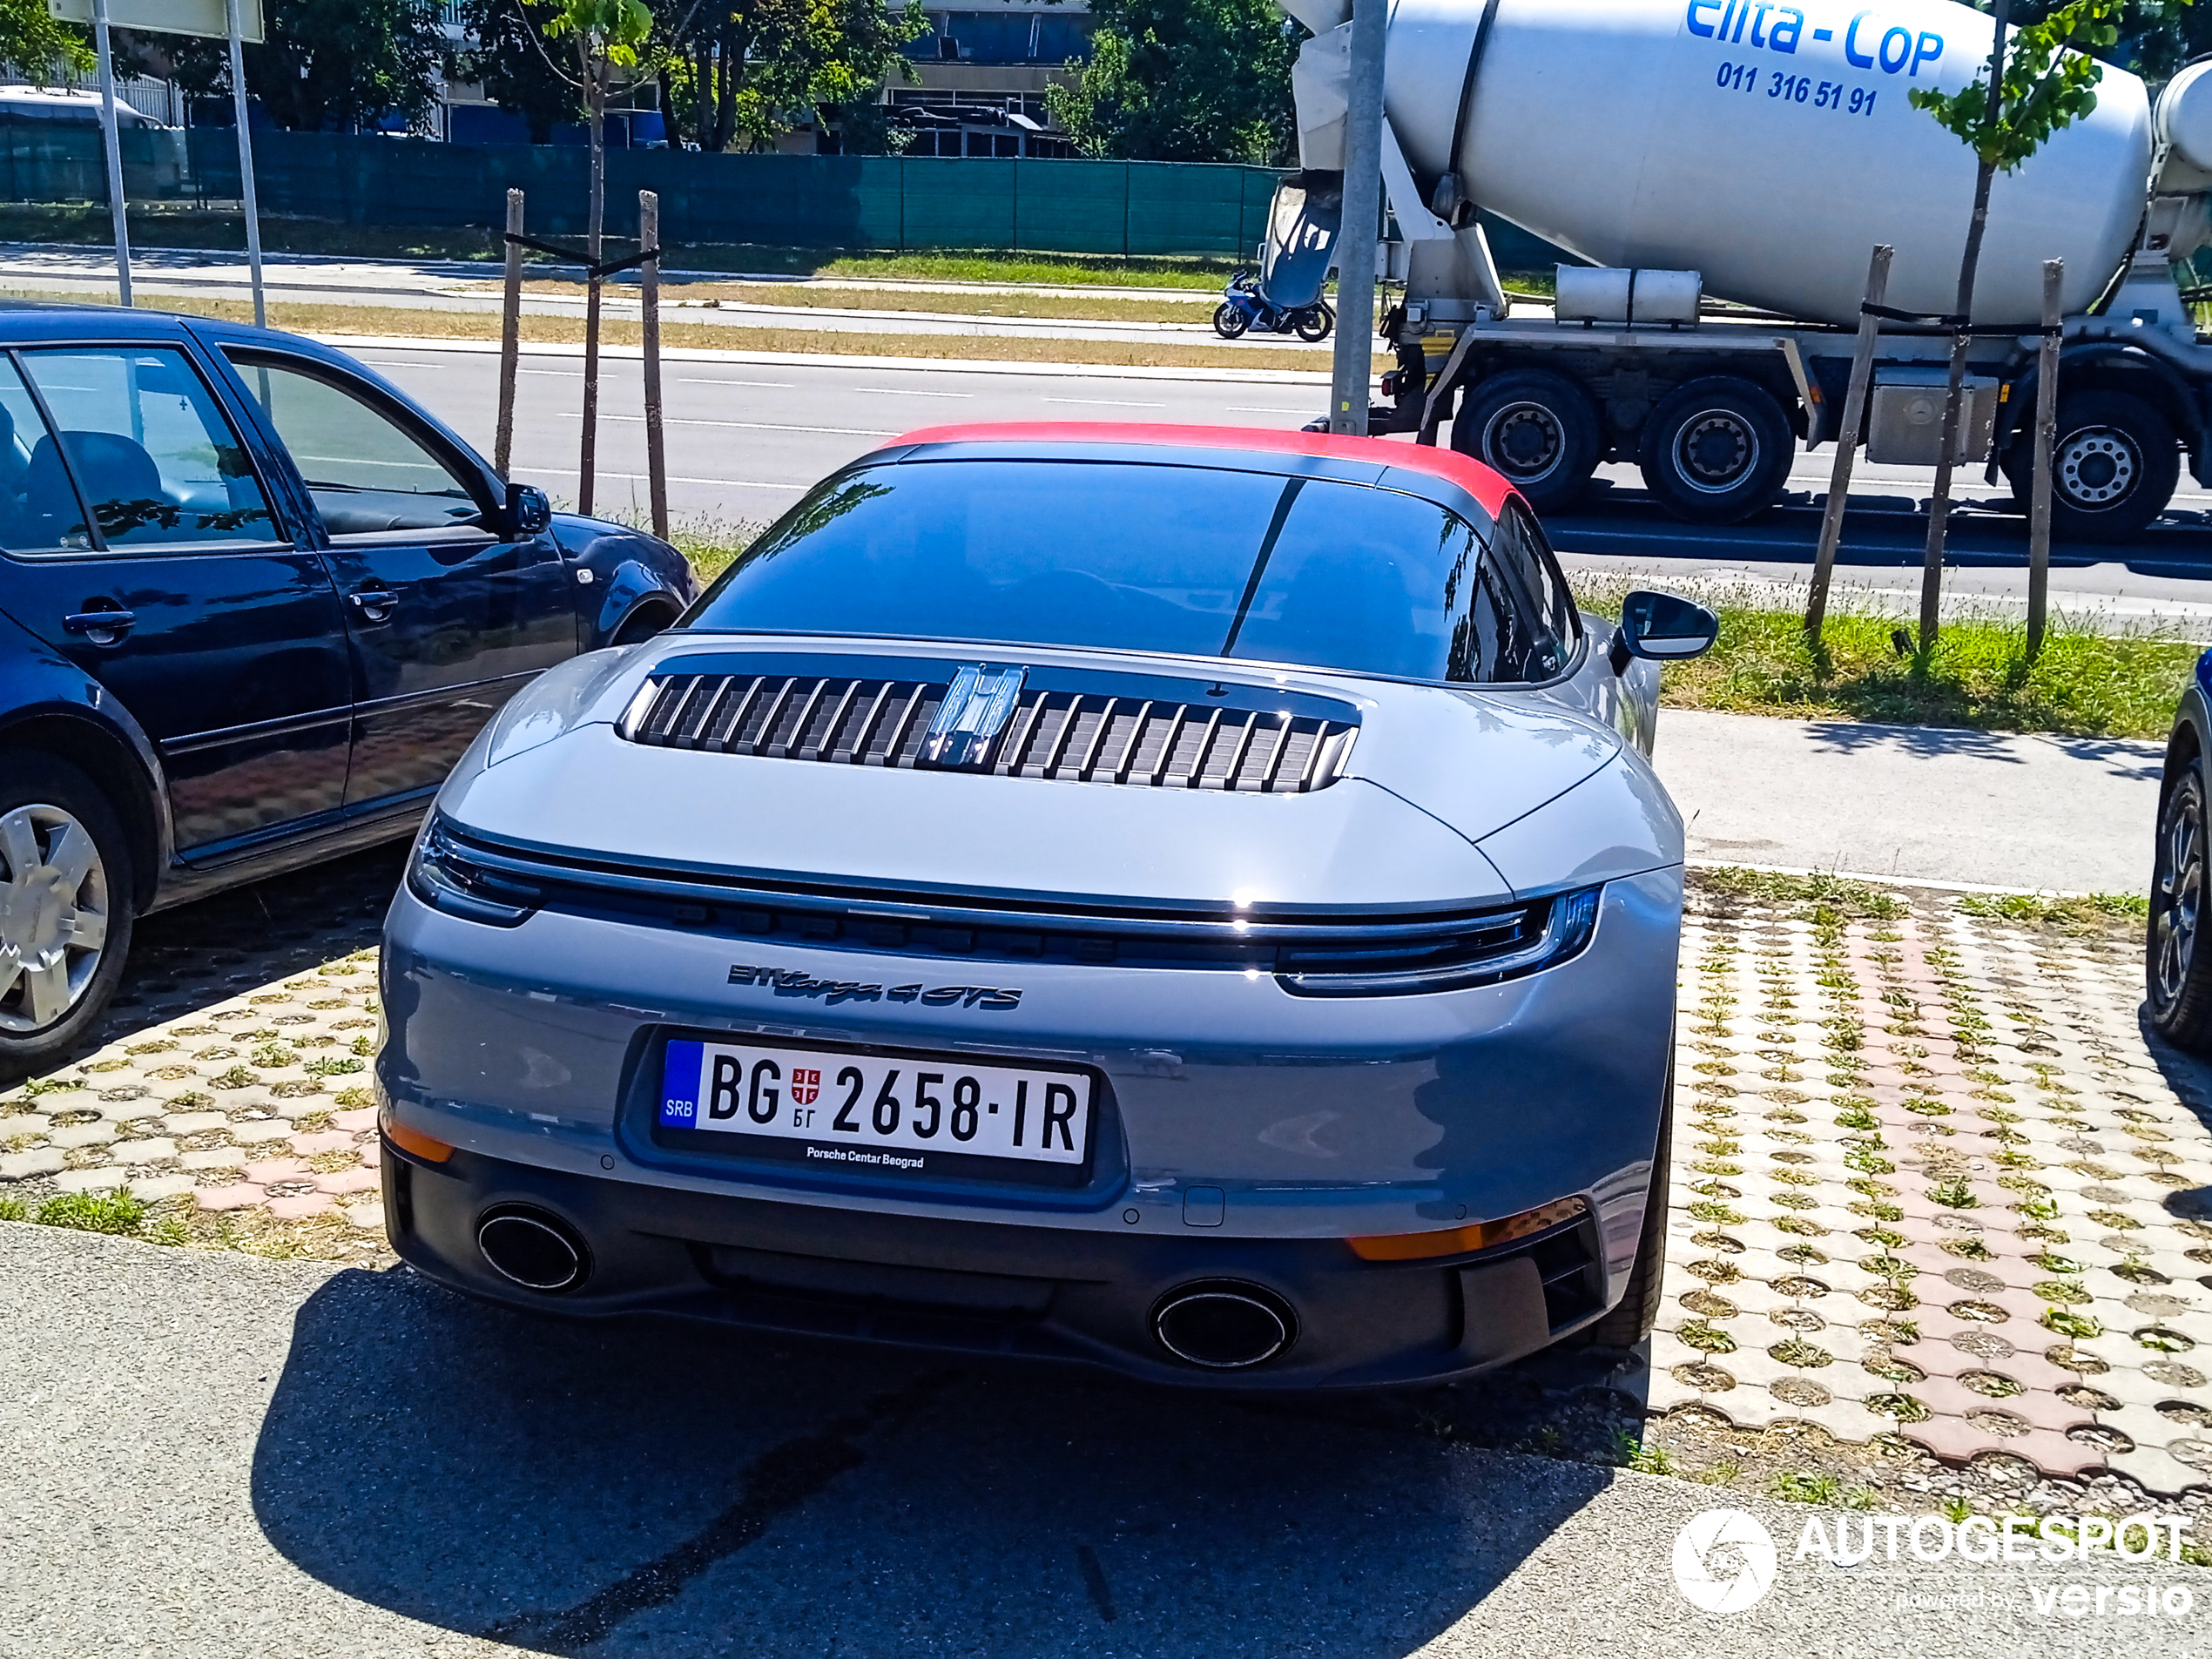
[0,243,1318,351]
[1653,709,2167,894]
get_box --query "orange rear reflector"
[1347,1197,1587,1262]
[381,1116,455,1164]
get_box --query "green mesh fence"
[0,121,1283,259]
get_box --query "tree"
[0,0,91,81]
[1047,0,1299,164]
[656,0,923,154]
[167,0,444,133]
[1905,0,2128,654]
[456,0,582,140]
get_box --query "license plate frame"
[650,1032,1099,1189]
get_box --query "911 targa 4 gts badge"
[726,963,1024,1009]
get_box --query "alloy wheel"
[0,802,108,1033]
[2155,772,2205,1015]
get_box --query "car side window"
[1486,503,1575,678]
[225,354,486,539]
[0,358,91,552]
[13,347,278,554]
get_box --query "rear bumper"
[383,1137,1626,1390]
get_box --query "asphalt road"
[3,1220,2198,1659]
[342,338,2212,628]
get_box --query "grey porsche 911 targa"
[375,422,1716,1388]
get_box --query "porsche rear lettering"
[725,964,1023,1009]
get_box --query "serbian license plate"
[657,1036,1093,1179]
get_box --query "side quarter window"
[226,354,489,539]
[1487,503,1576,677]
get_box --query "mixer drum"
[1375,0,2151,327]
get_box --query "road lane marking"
[1042,396,1167,408]
[553,413,895,436]
[678,378,796,388]
[853,387,972,397]
[515,466,806,489]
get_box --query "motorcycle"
[1211,269,1334,342]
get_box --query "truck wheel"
[2149,752,2212,1053]
[1638,376,1792,524]
[1212,303,1249,341]
[0,754,134,1080]
[1452,370,1603,514]
[2002,389,2178,544]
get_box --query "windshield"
[686,459,1569,683]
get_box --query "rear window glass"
[686,458,1569,683]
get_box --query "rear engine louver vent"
[623,671,1357,792]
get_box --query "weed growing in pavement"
[1956,891,2150,930]
[1622,1437,1677,1475]
[34,1190,144,1234]
[1692,867,1905,921]
[0,1197,24,1221]
[1772,1469,1842,1504]
[1931,1178,1979,1210]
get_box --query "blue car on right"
[2154,651,2212,1048]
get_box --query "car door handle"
[62,609,135,643]
[347,587,398,624]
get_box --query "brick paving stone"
[178,1147,246,1171]
[192,1183,266,1211]
[310,1165,379,1196]
[266,1190,334,1219]
[343,1199,384,1231]
[126,1173,196,1202]
[0,1149,64,1180]
[287,1129,355,1157]
[47,1169,128,1194]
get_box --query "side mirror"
[507,481,553,537]
[1611,589,1717,672]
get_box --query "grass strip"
[1574,574,2197,739]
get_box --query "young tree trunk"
[579,68,605,516]
[1917,0,2009,656]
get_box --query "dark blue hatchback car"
[0,303,694,1069]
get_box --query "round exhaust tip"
[1150,1279,1297,1370]
[475,1205,590,1292]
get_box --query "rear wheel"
[1212,302,1249,341]
[2002,388,2178,544]
[1578,1057,1671,1349]
[1638,375,1793,524]
[2149,752,2212,1052]
[1293,303,1333,343]
[0,754,134,1078]
[1452,369,1603,514]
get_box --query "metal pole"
[640,189,668,541]
[1805,244,1892,645]
[496,188,523,477]
[1329,0,1386,435]
[92,0,130,307]
[2027,257,2062,659]
[226,0,265,328]
[580,84,604,518]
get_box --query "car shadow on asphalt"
[250,1265,1642,1656]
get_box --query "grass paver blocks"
[1656,873,2212,1497]
[4,853,2211,1497]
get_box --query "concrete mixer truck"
[1265,0,2212,542]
